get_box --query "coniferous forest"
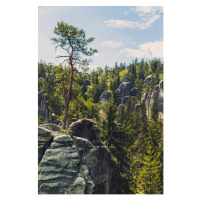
[38,21,163,194]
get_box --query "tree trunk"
[62,64,73,130]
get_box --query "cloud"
[103,40,123,48]
[135,6,163,15]
[123,37,136,46]
[105,14,160,30]
[119,40,163,59]
[125,6,163,16]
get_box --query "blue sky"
[38,6,163,69]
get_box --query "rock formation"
[116,77,138,105]
[38,91,61,125]
[51,113,60,125]
[143,75,160,89]
[143,80,163,119]
[38,91,50,123]
[38,124,61,163]
[38,119,117,194]
[99,91,111,104]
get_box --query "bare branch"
[61,46,70,55]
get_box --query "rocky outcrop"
[38,124,62,163]
[143,80,163,119]
[143,75,160,89]
[38,134,97,194]
[116,77,138,105]
[38,119,117,194]
[38,91,50,123]
[99,91,111,105]
[68,119,117,194]
[51,113,60,125]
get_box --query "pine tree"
[136,138,162,194]
[51,21,97,129]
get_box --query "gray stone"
[131,87,139,96]
[51,113,60,125]
[69,119,117,194]
[116,78,138,105]
[38,119,117,194]
[143,75,160,89]
[122,77,131,82]
[65,177,86,194]
[135,104,141,113]
[38,126,53,163]
[39,124,61,132]
[38,134,97,194]
[143,80,164,119]
[159,80,164,91]
[99,91,112,104]
[38,91,50,124]
[143,75,152,89]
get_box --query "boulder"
[99,91,111,104]
[51,113,60,125]
[39,124,61,132]
[38,119,117,194]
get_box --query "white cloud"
[119,40,163,59]
[135,6,163,14]
[122,6,163,30]
[124,6,163,16]
[105,14,160,30]
[103,40,123,48]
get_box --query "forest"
[38,21,163,194]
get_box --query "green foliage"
[119,69,128,82]
[136,138,162,194]
[38,55,163,194]
[38,116,44,125]
[151,97,159,122]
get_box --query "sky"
[38,6,163,70]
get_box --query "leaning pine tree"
[51,21,97,130]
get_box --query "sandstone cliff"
[143,80,163,119]
[38,119,117,194]
[116,77,138,105]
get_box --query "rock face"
[38,119,117,194]
[144,80,164,119]
[68,119,117,194]
[38,124,62,163]
[116,77,138,105]
[143,75,160,89]
[38,91,50,123]
[51,113,60,125]
[99,91,111,104]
